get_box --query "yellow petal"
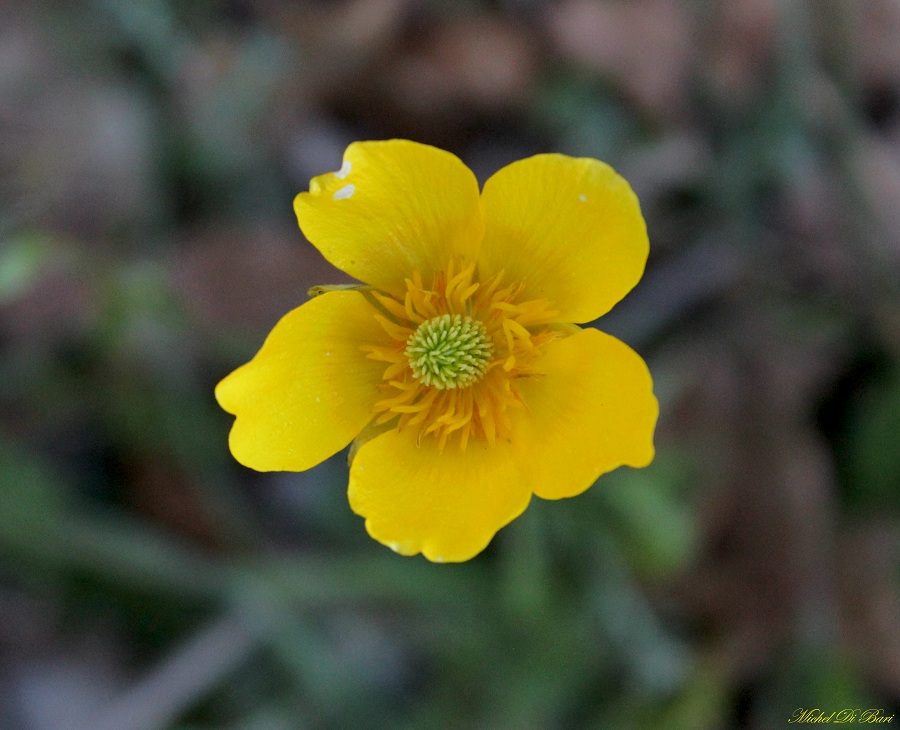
[348,429,531,562]
[215,291,386,472]
[479,154,649,323]
[294,140,484,297]
[511,327,657,500]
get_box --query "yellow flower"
[216,140,658,562]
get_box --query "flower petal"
[294,140,484,297]
[348,429,531,562]
[511,327,657,500]
[479,154,649,323]
[215,291,386,472]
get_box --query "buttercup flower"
[216,140,658,562]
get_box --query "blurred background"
[1,0,899,728]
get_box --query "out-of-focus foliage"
[1,0,898,728]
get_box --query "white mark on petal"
[325,351,331,356]
[434,556,445,563]
[578,194,587,202]
[333,183,355,200]
[388,542,402,553]
[335,160,351,179]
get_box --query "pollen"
[406,314,492,389]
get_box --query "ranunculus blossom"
[216,140,658,562]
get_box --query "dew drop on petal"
[333,184,355,200]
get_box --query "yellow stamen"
[362,260,562,450]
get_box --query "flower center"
[361,259,560,450]
[405,314,492,389]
